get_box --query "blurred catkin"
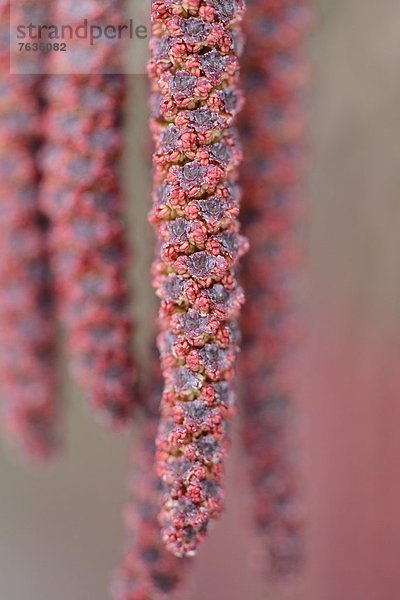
[239,0,312,579]
[0,0,58,460]
[112,372,188,600]
[39,0,138,428]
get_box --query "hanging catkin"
[148,0,248,557]
[39,1,138,428]
[112,376,188,600]
[239,0,312,578]
[0,1,58,460]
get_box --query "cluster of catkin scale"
[148,0,248,557]
[112,376,187,600]
[0,1,58,460]
[239,0,312,578]
[39,1,137,427]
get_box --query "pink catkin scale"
[0,1,58,460]
[148,0,248,557]
[39,1,138,428]
[239,0,312,579]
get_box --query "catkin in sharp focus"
[149,0,248,557]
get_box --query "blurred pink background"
[1,0,400,598]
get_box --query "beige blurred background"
[1,0,400,598]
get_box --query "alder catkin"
[0,1,58,460]
[39,1,138,428]
[148,0,247,557]
[112,388,188,600]
[239,0,312,578]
